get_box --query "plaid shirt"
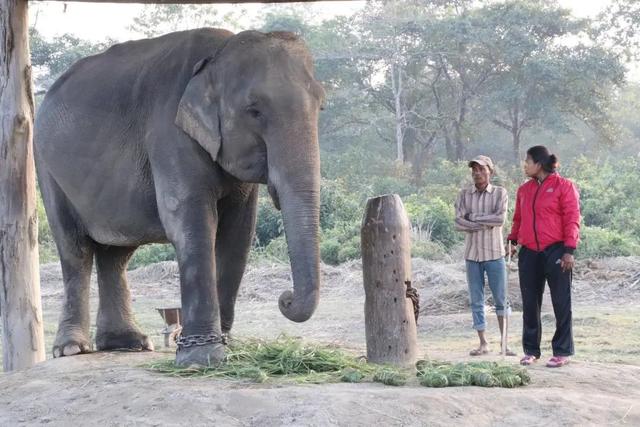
[455,183,508,262]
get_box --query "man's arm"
[467,189,508,227]
[454,190,485,232]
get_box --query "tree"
[593,0,640,61]
[129,4,246,38]
[29,28,111,97]
[478,1,625,163]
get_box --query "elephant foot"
[53,328,92,358]
[175,342,225,368]
[96,328,154,352]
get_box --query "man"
[455,155,514,356]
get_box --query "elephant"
[34,28,325,367]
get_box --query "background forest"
[31,0,640,267]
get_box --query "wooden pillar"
[0,0,46,371]
[361,194,417,367]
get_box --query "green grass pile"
[146,336,374,383]
[416,360,531,388]
[372,368,408,386]
[146,337,531,388]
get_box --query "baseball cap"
[468,155,494,171]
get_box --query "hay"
[146,336,375,384]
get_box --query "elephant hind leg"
[95,244,154,352]
[40,172,95,358]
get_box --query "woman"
[507,146,580,368]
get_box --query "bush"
[320,220,361,265]
[578,226,640,258]
[255,194,283,247]
[404,194,462,249]
[128,244,176,270]
[320,178,361,230]
[37,191,59,263]
[411,240,451,261]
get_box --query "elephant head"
[175,31,325,322]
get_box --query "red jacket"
[507,173,581,253]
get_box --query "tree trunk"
[454,96,468,161]
[0,0,45,371]
[512,127,521,166]
[391,63,404,164]
[361,194,417,367]
[443,128,455,162]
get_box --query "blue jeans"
[465,258,511,331]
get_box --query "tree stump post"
[0,0,46,371]
[361,194,417,367]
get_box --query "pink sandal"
[520,355,538,366]
[546,356,570,368]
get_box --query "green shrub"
[320,220,361,265]
[320,178,361,230]
[404,195,462,249]
[411,240,450,260]
[578,226,640,258]
[261,236,290,263]
[255,194,283,247]
[128,244,176,270]
[37,190,59,263]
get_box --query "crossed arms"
[454,188,507,232]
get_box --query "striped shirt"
[454,183,508,262]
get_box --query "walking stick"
[501,241,512,357]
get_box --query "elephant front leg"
[216,185,258,335]
[167,206,225,368]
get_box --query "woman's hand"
[560,253,575,272]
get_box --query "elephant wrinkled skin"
[34,29,325,367]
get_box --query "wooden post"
[0,0,46,371]
[361,194,417,367]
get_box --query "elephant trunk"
[269,125,321,323]
[277,187,320,322]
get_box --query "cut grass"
[146,336,377,384]
[416,360,531,388]
[146,336,530,388]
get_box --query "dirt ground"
[1,256,639,426]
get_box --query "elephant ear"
[175,58,221,161]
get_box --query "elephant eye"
[246,105,262,119]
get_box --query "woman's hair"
[526,145,559,173]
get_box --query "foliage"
[29,2,640,268]
[36,189,58,264]
[30,28,112,96]
[570,157,640,244]
[129,4,246,38]
[255,193,283,247]
[128,244,176,270]
[320,220,361,265]
[578,227,640,259]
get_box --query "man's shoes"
[469,347,489,356]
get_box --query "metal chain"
[175,333,228,349]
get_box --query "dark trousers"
[518,243,574,357]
